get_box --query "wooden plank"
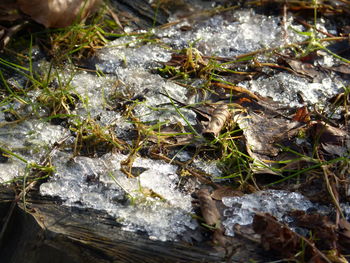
[0,187,223,263]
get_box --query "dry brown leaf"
[293,106,311,123]
[307,121,349,159]
[235,111,302,157]
[290,211,337,251]
[285,59,327,82]
[290,211,350,262]
[253,212,331,262]
[17,0,102,28]
[328,64,350,75]
[202,103,231,139]
[253,213,300,258]
[197,188,221,227]
[197,188,230,248]
[338,218,350,253]
[321,143,348,158]
[210,186,243,201]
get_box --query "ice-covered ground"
[40,152,196,241]
[222,190,327,236]
[0,7,348,241]
[222,189,350,237]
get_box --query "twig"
[295,17,335,38]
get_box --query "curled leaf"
[202,103,231,139]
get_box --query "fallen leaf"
[328,64,350,75]
[289,211,337,251]
[338,219,350,253]
[197,188,221,226]
[284,58,328,82]
[253,212,331,262]
[197,188,230,248]
[308,121,348,146]
[293,106,311,123]
[202,103,231,139]
[210,186,243,201]
[17,0,102,28]
[253,213,300,258]
[321,143,348,157]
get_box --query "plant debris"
[1,0,350,262]
[197,188,229,248]
[252,212,334,263]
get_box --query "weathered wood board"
[0,186,272,263]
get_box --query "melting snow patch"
[158,9,305,57]
[0,120,69,183]
[247,72,343,107]
[40,152,196,241]
[222,190,350,237]
[192,158,223,178]
[222,190,320,236]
